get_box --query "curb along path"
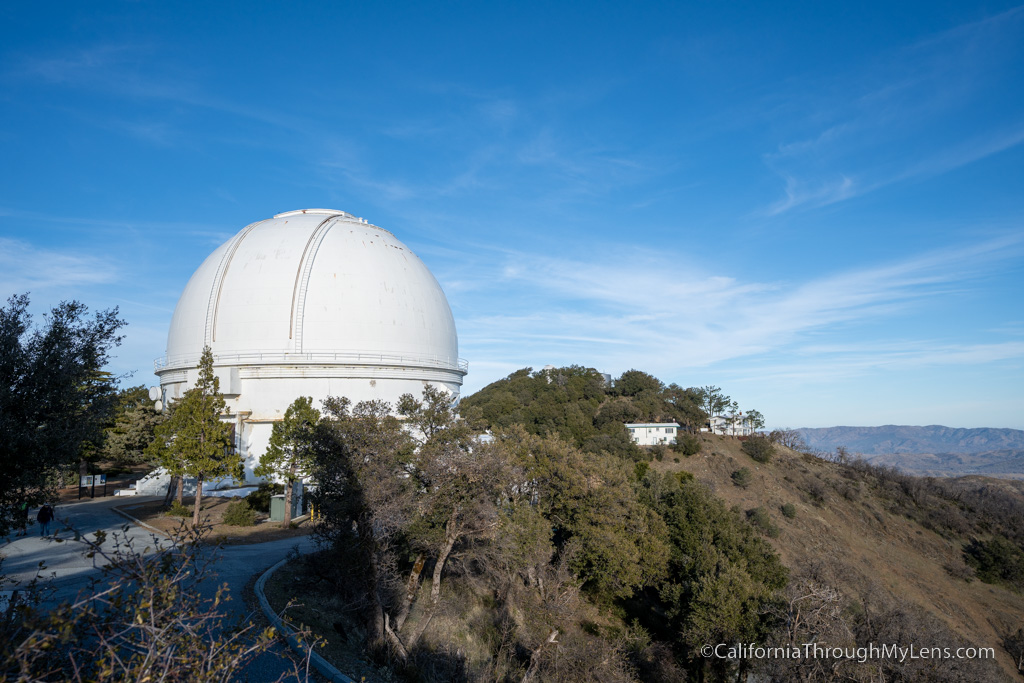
[255,559,356,683]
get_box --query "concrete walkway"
[1,496,319,682]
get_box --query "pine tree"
[154,346,239,527]
[254,396,319,528]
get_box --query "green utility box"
[269,494,302,522]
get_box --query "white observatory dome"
[155,209,467,480]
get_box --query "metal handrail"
[154,350,469,374]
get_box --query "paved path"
[1,496,320,682]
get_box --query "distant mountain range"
[795,425,1024,478]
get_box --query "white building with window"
[702,414,754,437]
[625,422,680,446]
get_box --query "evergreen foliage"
[222,499,257,526]
[742,435,775,463]
[673,432,702,455]
[254,395,319,528]
[965,536,1024,592]
[245,482,283,513]
[746,506,780,538]
[731,467,754,488]
[643,471,788,661]
[460,366,709,460]
[303,370,790,678]
[0,294,124,534]
[164,501,191,518]
[101,385,165,466]
[150,347,239,527]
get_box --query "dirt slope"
[654,434,1024,680]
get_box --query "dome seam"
[290,216,338,351]
[206,219,267,345]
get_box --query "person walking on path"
[16,501,29,536]
[36,504,54,536]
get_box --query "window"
[666,427,675,434]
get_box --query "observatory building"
[154,209,467,480]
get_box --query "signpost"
[78,474,108,499]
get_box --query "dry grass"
[655,433,1024,680]
[115,497,313,546]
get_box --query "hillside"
[459,368,1024,680]
[657,434,1024,680]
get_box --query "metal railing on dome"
[154,350,469,374]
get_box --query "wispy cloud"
[453,232,1024,390]
[761,6,1024,214]
[0,238,119,293]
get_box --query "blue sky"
[2,1,1022,429]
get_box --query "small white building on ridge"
[626,422,680,446]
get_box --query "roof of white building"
[625,422,681,428]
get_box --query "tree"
[746,409,765,431]
[695,385,730,419]
[613,369,663,397]
[664,384,708,432]
[0,294,124,534]
[308,396,417,653]
[499,428,670,602]
[153,347,239,527]
[255,396,319,528]
[769,428,807,451]
[650,473,787,671]
[102,385,166,466]
[148,401,185,505]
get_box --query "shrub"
[672,433,701,456]
[964,536,1024,591]
[246,482,283,513]
[223,499,257,527]
[780,503,797,519]
[746,507,780,538]
[634,462,650,481]
[165,501,191,517]
[803,478,827,506]
[731,468,754,488]
[742,436,775,463]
